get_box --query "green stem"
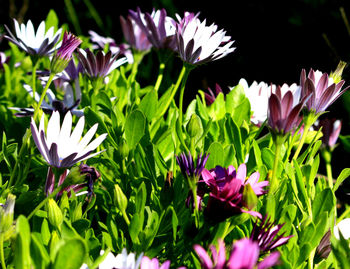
[337,205,350,223]
[31,61,38,108]
[122,210,130,226]
[308,249,315,269]
[190,182,200,228]
[0,234,5,269]
[28,185,62,220]
[156,65,187,120]
[326,161,333,188]
[293,114,316,161]
[270,141,282,194]
[178,65,191,129]
[154,62,165,92]
[32,73,56,121]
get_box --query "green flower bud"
[186,114,202,138]
[330,60,347,84]
[0,194,15,234]
[71,202,83,222]
[114,184,128,212]
[119,139,129,159]
[47,198,63,229]
[59,191,70,212]
[242,183,258,210]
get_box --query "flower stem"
[122,210,130,226]
[154,62,165,92]
[178,65,192,129]
[270,141,282,194]
[190,182,200,228]
[0,234,6,269]
[326,161,333,188]
[292,114,315,161]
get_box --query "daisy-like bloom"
[238,79,301,126]
[334,218,350,240]
[50,31,82,74]
[267,87,307,135]
[140,256,171,269]
[194,238,280,269]
[202,164,268,223]
[175,13,235,65]
[10,80,83,117]
[120,14,152,52]
[300,68,349,114]
[205,83,224,105]
[129,8,177,50]
[30,111,107,168]
[88,30,119,54]
[98,248,143,269]
[313,118,342,149]
[250,215,293,253]
[77,48,127,82]
[4,19,62,57]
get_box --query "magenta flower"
[267,87,306,135]
[120,14,152,52]
[202,164,268,223]
[175,13,235,65]
[128,8,177,50]
[140,256,171,269]
[50,31,82,74]
[250,215,293,253]
[300,68,349,114]
[313,118,342,149]
[194,238,280,269]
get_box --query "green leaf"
[333,168,350,192]
[15,215,32,269]
[52,238,87,269]
[45,9,59,32]
[224,115,244,163]
[139,90,158,121]
[31,233,50,269]
[41,218,51,246]
[312,188,335,222]
[129,213,142,244]
[125,109,146,149]
[206,141,224,169]
[296,243,312,267]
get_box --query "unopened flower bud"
[47,198,63,229]
[71,202,83,222]
[0,194,16,234]
[330,61,347,84]
[59,191,70,212]
[114,184,128,212]
[186,114,202,138]
[119,139,129,159]
[242,183,258,210]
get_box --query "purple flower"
[202,164,268,223]
[120,14,152,52]
[194,238,280,269]
[205,83,224,105]
[140,256,171,269]
[50,32,82,74]
[77,48,127,81]
[5,19,62,57]
[300,68,349,114]
[176,152,209,180]
[129,8,177,50]
[175,13,235,65]
[250,215,293,253]
[88,30,118,53]
[267,87,307,135]
[313,118,342,148]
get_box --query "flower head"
[250,215,293,253]
[238,79,301,126]
[334,218,350,240]
[313,118,342,149]
[300,68,349,114]
[267,87,306,135]
[77,48,127,82]
[175,14,235,65]
[176,152,209,181]
[50,32,82,74]
[202,164,268,223]
[30,111,107,168]
[5,19,62,57]
[129,8,177,50]
[140,256,171,269]
[98,249,143,269]
[88,30,119,53]
[205,83,224,105]
[120,15,152,52]
[194,238,280,269]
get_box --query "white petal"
[46,111,60,146]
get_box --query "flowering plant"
[0,6,349,269]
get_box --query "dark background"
[1,0,350,201]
